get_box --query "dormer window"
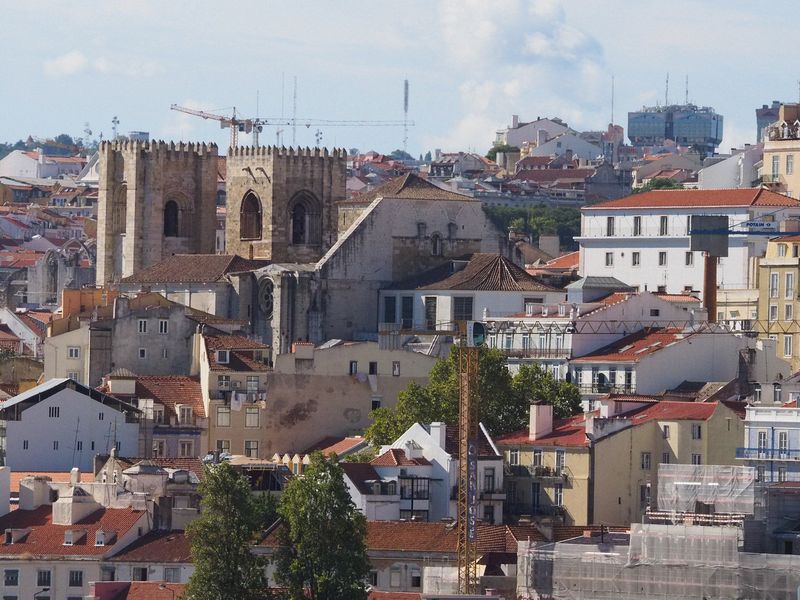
[95,530,106,547]
[217,350,229,364]
[152,406,165,424]
[4,530,11,545]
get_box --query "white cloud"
[427,0,607,151]
[43,50,163,79]
[43,50,89,77]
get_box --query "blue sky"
[1,0,797,156]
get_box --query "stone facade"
[225,146,346,263]
[96,141,219,284]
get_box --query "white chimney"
[70,467,80,486]
[529,404,553,440]
[430,422,446,449]
[19,477,52,511]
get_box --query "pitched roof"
[570,327,694,363]
[99,582,186,600]
[98,455,204,478]
[586,188,800,210]
[204,335,269,351]
[392,254,558,292]
[133,376,206,419]
[0,505,144,558]
[1,378,139,415]
[496,412,591,448]
[261,520,546,553]
[539,250,580,271]
[107,531,191,562]
[302,436,368,456]
[9,471,73,494]
[443,424,498,457]
[120,254,270,284]
[616,400,722,424]
[347,172,475,204]
[340,462,382,495]
[370,449,431,467]
[204,335,270,372]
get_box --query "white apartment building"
[578,188,800,299]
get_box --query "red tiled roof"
[302,436,366,456]
[369,593,422,600]
[261,520,545,553]
[120,254,270,284]
[205,335,268,351]
[351,173,475,204]
[134,376,206,419]
[108,531,190,562]
[512,168,594,184]
[653,293,702,303]
[370,449,431,467]
[542,250,580,271]
[0,505,144,557]
[205,335,270,372]
[617,400,721,424]
[570,327,693,363]
[10,472,73,494]
[103,582,186,600]
[497,412,591,448]
[586,188,800,209]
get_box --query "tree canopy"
[365,348,582,445]
[183,462,276,600]
[632,177,684,193]
[274,452,370,600]
[486,143,519,162]
[482,205,580,251]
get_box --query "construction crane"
[394,321,484,594]
[170,104,414,148]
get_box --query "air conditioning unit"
[232,381,242,390]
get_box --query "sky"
[2,0,798,157]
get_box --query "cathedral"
[99,141,508,357]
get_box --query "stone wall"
[96,141,218,284]
[225,146,346,263]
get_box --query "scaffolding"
[518,525,800,600]
[656,464,756,516]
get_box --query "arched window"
[163,200,179,237]
[240,192,262,241]
[291,203,307,245]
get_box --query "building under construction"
[517,464,800,599]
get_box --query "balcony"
[736,447,800,461]
[480,489,507,500]
[505,503,565,517]
[506,465,570,481]
[578,384,635,395]
[500,349,571,360]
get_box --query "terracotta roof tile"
[512,168,594,184]
[586,188,800,209]
[302,436,367,456]
[108,531,191,562]
[616,400,722,424]
[497,412,591,448]
[10,472,72,494]
[133,376,206,419]
[570,327,693,363]
[0,505,144,558]
[370,449,430,467]
[347,173,475,205]
[205,335,268,351]
[541,250,580,271]
[369,593,422,600]
[204,335,270,372]
[120,254,270,284]
[104,582,186,600]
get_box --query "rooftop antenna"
[291,75,298,147]
[685,74,689,105]
[611,74,615,125]
[665,72,669,106]
[277,72,285,146]
[403,79,409,155]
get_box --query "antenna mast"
[685,74,689,105]
[292,76,298,147]
[665,72,669,106]
[403,79,409,155]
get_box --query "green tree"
[632,177,684,194]
[365,349,582,445]
[512,364,582,419]
[486,143,519,162]
[424,150,432,162]
[388,149,413,161]
[183,462,275,600]
[54,133,75,147]
[482,205,580,251]
[274,452,370,600]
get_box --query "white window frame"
[685,251,693,266]
[632,251,640,266]
[179,440,194,458]
[605,252,613,267]
[159,319,169,334]
[770,272,779,298]
[785,334,794,358]
[659,215,668,236]
[216,350,229,364]
[786,272,795,299]
[633,216,641,236]
[68,346,80,359]
[245,406,260,428]
[658,251,667,266]
[137,319,148,334]
[216,405,231,427]
[179,406,193,425]
[641,452,651,470]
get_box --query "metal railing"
[578,384,636,395]
[499,348,571,359]
[736,447,800,460]
[506,465,570,480]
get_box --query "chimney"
[538,234,560,258]
[19,476,52,511]
[512,115,519,128]
[529,403,553,440]
[429,422,446,449]
[536,129,548,147]
[69,467,80,486]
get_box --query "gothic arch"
[240,191,263,241]
[111,184,127,235]
[288,190,321,246]
[163,200,179,237]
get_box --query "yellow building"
[762,103,800,198]
[758,236,800,371]
[498,399,745,527]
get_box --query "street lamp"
[158,583,176,600]
[33,588,50,600]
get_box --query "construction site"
[517,464,800,599]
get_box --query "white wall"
[4,387,139,472]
